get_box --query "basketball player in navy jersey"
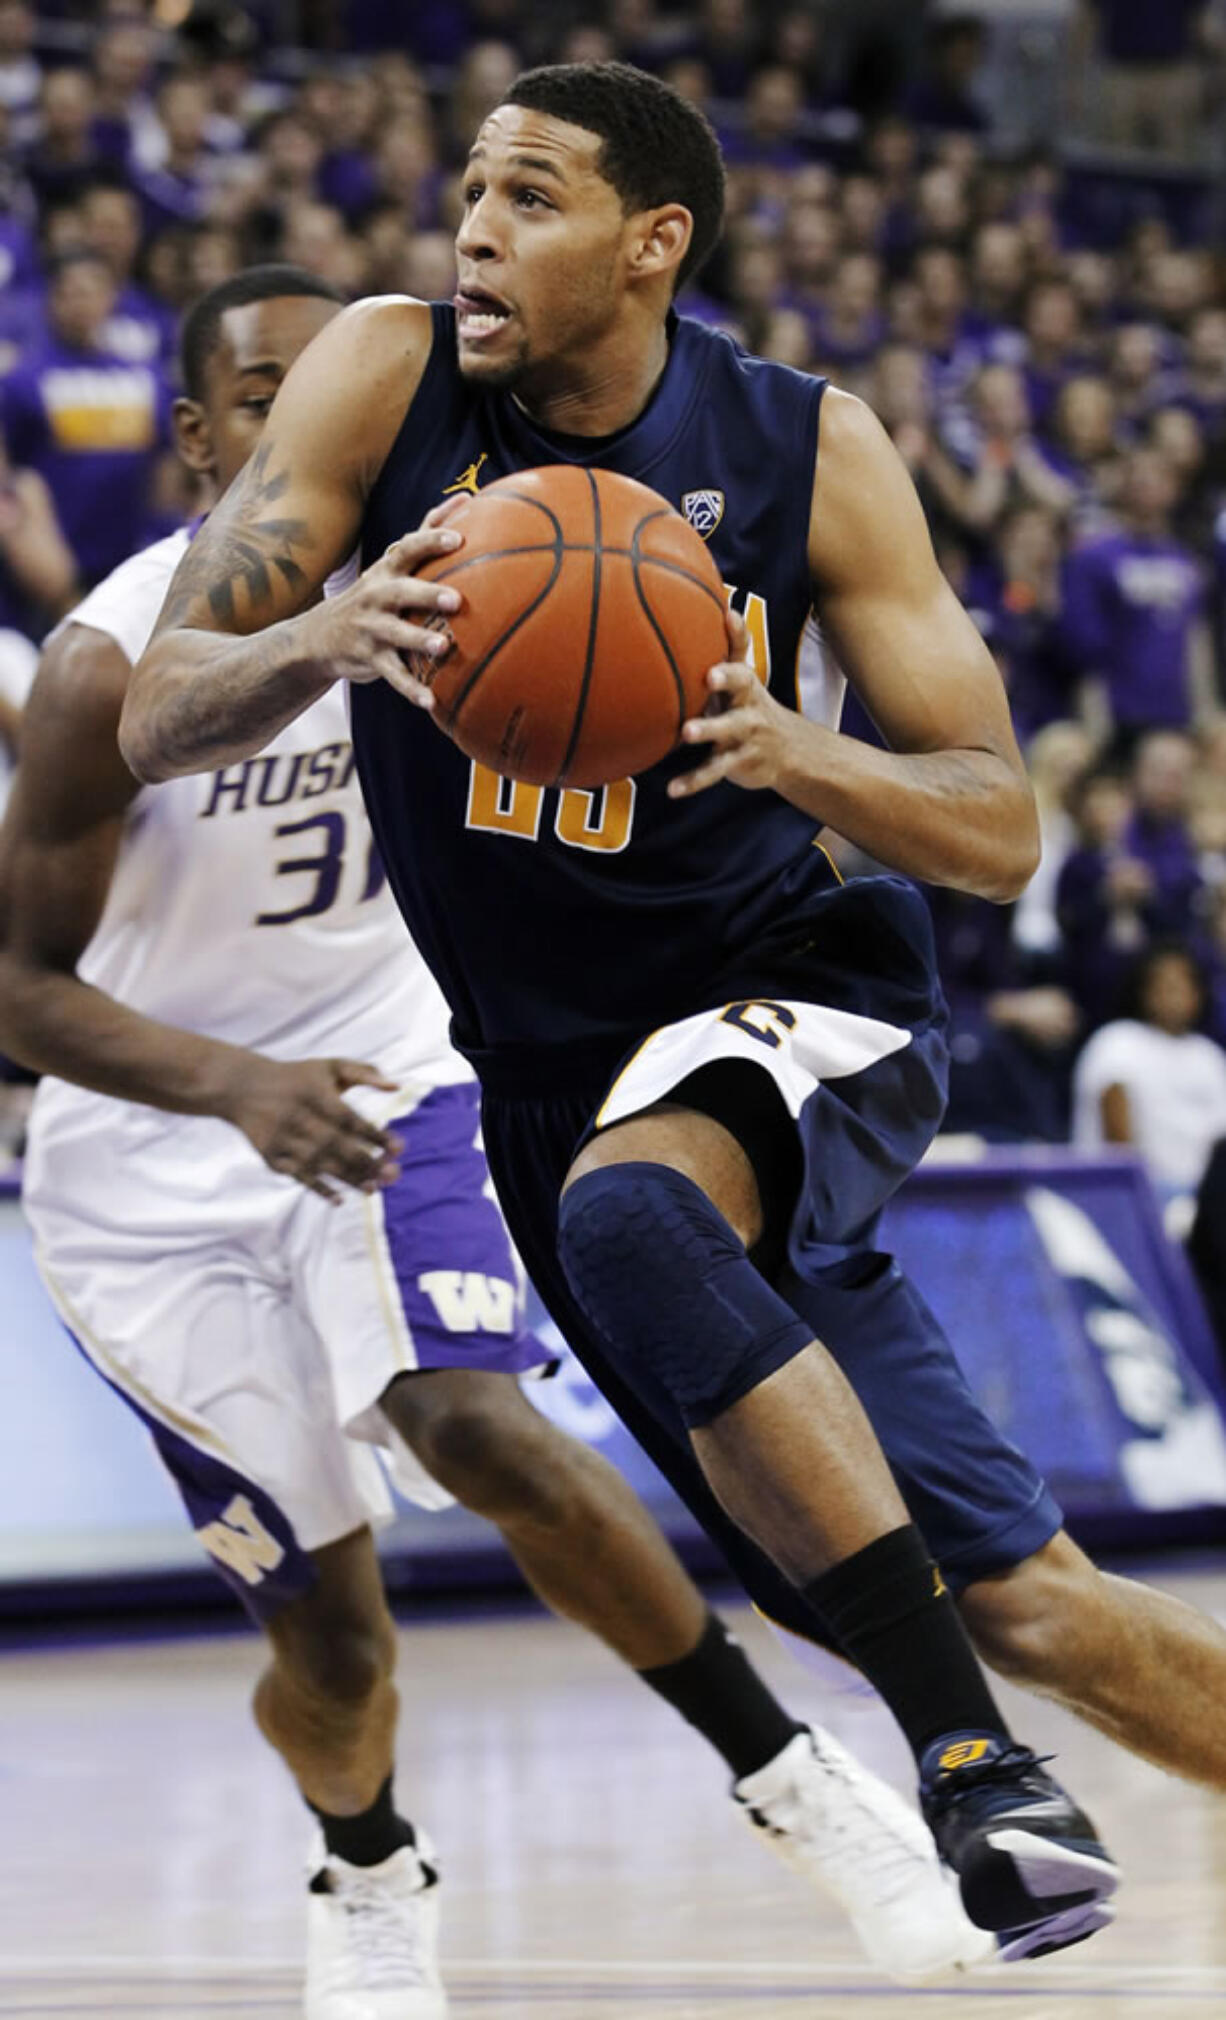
[124,61,1226,1954]
[3,266,1000,2012]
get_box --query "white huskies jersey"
[37,529,465,1091]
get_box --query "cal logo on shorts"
[938,1737,992,1773]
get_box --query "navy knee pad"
[556,1162,814,1427]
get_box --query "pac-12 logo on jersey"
[681,488,725,538]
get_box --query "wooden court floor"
[2,1569,1225,2019]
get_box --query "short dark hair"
[502,61,725,291]
[1120,939,1209,1026]
[179,263,344,401]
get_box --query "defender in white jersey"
[0,269,990,2016]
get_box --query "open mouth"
[455,287,513,340]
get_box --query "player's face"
[454,106,633,389]
[182,294,341,492]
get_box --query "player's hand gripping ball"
[407,465,728,788]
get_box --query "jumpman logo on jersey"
[444,453,489,497]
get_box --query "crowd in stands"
[2,0,1226,1263]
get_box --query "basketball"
[409,465,729,789]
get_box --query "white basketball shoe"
[734,1727,996,1984]
[304,1827,447,2019]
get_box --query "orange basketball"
[409,465,729,789]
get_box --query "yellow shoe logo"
[939,1738,992,1773]
[933,1566,948,1599]
[444,453,488,497]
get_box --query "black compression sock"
[802,1526,1010,1767]
[309,1773,417,1869]
[638,1611,806,1779]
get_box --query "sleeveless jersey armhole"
[792,375,827,604]
[362,303,456,567]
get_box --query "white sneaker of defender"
[304,1829,447,2020]
[734,1728,996,1985]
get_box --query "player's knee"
[557,1161,812,1425]
[959,1532,1093,1685]
[275,1607,397,1708]
[409,1391,572,1526]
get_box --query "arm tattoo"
[156,441,313,635]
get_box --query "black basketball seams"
[437,487,721,777]
[443,498,565,729]
[554,468,603,789]
[630,510,691,736]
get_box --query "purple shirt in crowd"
[1060,530,1204,729]
[0,336,171,581]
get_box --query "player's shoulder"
[306,292,435,381]
[273,294,438,485]
[57,527,192,669]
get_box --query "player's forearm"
[778,718,1039,902]
[0,960,252,1119]
[120,617,335,783]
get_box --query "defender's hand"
[218,1053,403,1202]
[298,508,464,708]
[668,613,791,799]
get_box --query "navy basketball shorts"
[480,874,1062,1617]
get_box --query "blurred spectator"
[447,42,520,164]
[914,165,971,254]
[90,17,159,174]
[1109,323,1174,433]
[1042,375,1121,531]
[1081,0,1211,157]
[810,254,884,374]
[24,67,105,213]
[0,0,40,149]
[280,198,362,294]
[81,176,176,365]
[912,247,980,408]
[723,65,807,175]
[1056,761,1152,1024]
[924,364,1073,539]
[989,505,1074,739]
[839,173,885,256]
[1061,448,1215,740]
[906,14,989,134]
[1072,941,1226,1193]
[0,249,171,588]
[1020,278,1085,435]
[1122,727,1203,932]
[766,7,830,108]
[928,878,1081,1143]
[374,115,442,231]
[693,0,761,100]
[966,222,1028,349]
[1181,307,1226,454]
[781,201,840,328]
[1012,717,1096,957]
[1148,405,1212,547]
[0,443,79,639]
[134,74,216,237]
[401,229,456,305]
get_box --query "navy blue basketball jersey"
[354,305,839,1081]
